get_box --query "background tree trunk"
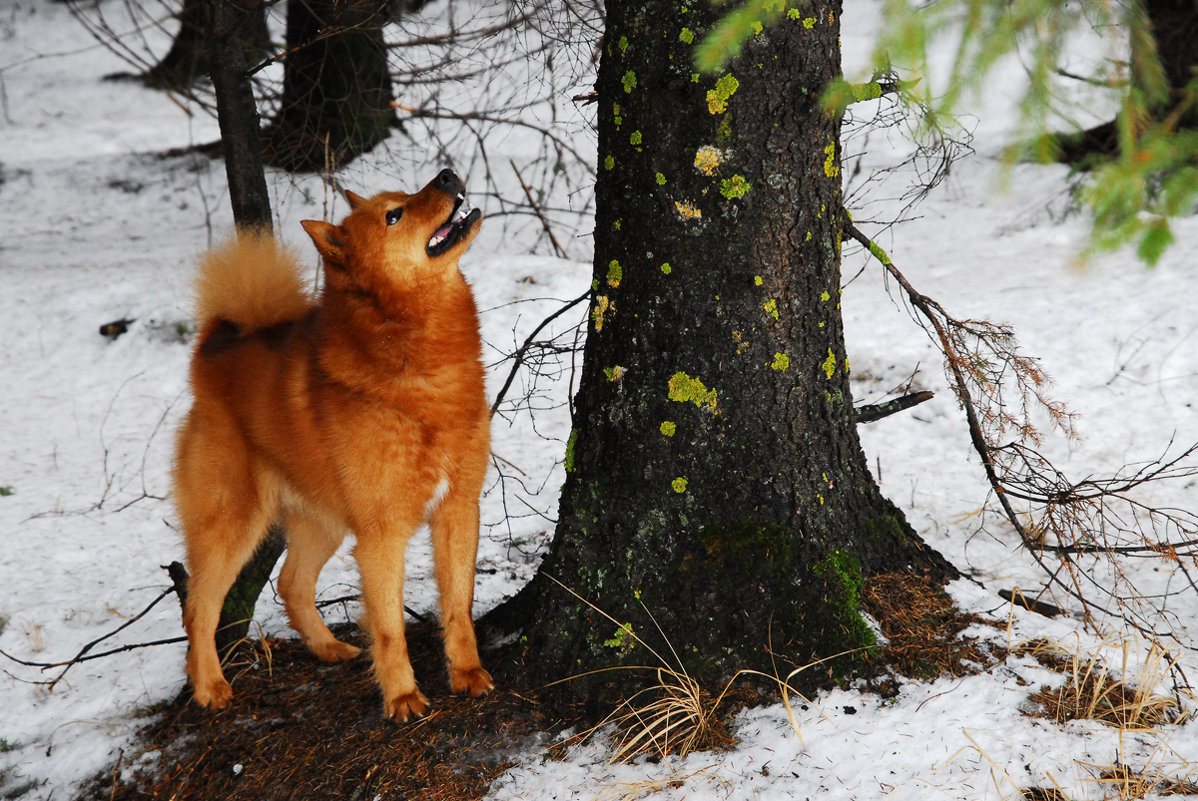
[1058,0,1198,163]
[143,0,269,91]
[489,0,955,705]
[206,0,284,655]
[262,0,396,172]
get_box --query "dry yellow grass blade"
[1018,637,1191,730]
[1079,740,1198,799]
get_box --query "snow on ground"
[1,0,1196,799]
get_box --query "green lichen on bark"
[720,174,751,198]
[706,73,740,114]
[607,259,623,287]
[668,372,718,412]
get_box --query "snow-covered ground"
[1,1,1196,799]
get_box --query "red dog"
[174,170,493,721]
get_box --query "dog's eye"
[386,207,403,226]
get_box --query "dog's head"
[301,170,482,284]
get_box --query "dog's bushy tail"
[194,228,312,336]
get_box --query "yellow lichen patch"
[672,477,689,493]
[823,141,839,178]
[822,348,837,378]
[675,200,702,220]
[763,298,779,320]
[732,330,750,354]
[771,352,790,371]
[592,295,613,332]
[604,365,626,382]
[660,420,677,437]
[693,145,723,176]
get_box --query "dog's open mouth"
[427,194,481,257]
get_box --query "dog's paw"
[385,689,430,722]
[450,666,494,698]
[311,639,362,663]
[192,677,233,709]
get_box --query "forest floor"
[77,574,999,801]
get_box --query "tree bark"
[208,0,273,230]
[488,0,955,706]
[206,0,282,654]
[262,0,396,172]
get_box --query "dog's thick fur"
[174,170,492,721]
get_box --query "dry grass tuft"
[1018,638,1191,730]
[601,667,734,763]
[1081,754,1198,799]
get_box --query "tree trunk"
[262,0,396,172]
[206,0,283,654]
[143,0,269,91]
[489,0,955,705]
[1058,0,1198,163]
[209,0,274,230]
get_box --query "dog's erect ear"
[344,190,369,210]
[301,220,348,264]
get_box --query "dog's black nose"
[435,169,464,196]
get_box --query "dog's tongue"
[433,223,453,239]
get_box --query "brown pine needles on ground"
[74,574,1000,799]
[74,622,575,801]
[863,572,1005,684]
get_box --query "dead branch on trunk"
[854,390,934,424]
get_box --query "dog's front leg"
[430,493,493,698]
[355,529,427,721]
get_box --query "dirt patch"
[75,622,581,801]
[75,572,999,798]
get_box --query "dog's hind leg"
[430,492,493,699]
[176,425,277,709]
[278,507,360,663]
